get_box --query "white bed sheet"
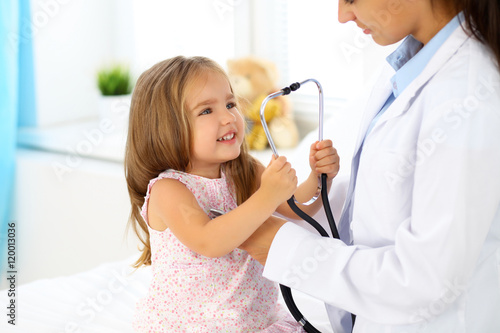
[1,255,334,333]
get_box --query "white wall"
[10,149,140,287]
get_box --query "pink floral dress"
[133,169,305,332]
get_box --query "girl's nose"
[221,108,236,124]
[338,1,356,24]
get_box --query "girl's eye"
[226,102,236,109]
[200,108,212,115]
[344,0,354,3]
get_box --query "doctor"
[240,0,500,332]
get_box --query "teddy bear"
[227,56,299,151]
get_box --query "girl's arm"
[275,140,339,219]
[147,156,297,258]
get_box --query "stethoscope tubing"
[281,173,337,333]
[260,79,353,332]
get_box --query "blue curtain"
[0,0,37,260]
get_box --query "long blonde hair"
[125,56,259,267]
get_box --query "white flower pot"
[98,94,131,131]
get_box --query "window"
[29,1,397,129]
[30,0,239,127]
[251,0,398,115]
[132,0,236,72]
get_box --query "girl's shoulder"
[142,170,198,206]
[146,168,234,209]
[141,170,194,225]
[155,169,191,186]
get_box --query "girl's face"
[338,0,452,45]
[186,71,245,178]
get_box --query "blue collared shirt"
[365,14,461,136]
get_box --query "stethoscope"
[260,79,354,333]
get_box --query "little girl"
[125,55,339,332]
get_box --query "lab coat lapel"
[333,65,394,333]
[370,26,470,133]
[332,26,472,333]
[337,70,393,243]
[340,27,470,234]
[352,68,394,155]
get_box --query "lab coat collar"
[355,23,470,152]
[388,15,462,98]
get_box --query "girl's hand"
[260,155,298,207]
[309,140,339,180]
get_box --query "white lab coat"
[263,25,500,332]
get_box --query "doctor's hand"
[239,215,287,266]
[309,140,339,180]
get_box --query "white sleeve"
[263,94,500,326]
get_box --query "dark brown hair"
[441,0,500,67]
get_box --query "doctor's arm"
[239,215,287,266]
[242,101,500,325]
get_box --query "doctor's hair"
[124,56,259,268]
[443,0,500,68]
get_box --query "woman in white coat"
[240,0,500,332]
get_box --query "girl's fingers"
[314,149,337,164]
[315,153,339,167]
[268,154,278,167]
[315,139,333,150]
[269,155,286,169]
[309,142,319,160]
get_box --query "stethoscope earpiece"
[260,79,325,207]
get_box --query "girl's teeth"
[218,133,235,141]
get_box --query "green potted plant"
[96,64,133,130]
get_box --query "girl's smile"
[217,131,237,143]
